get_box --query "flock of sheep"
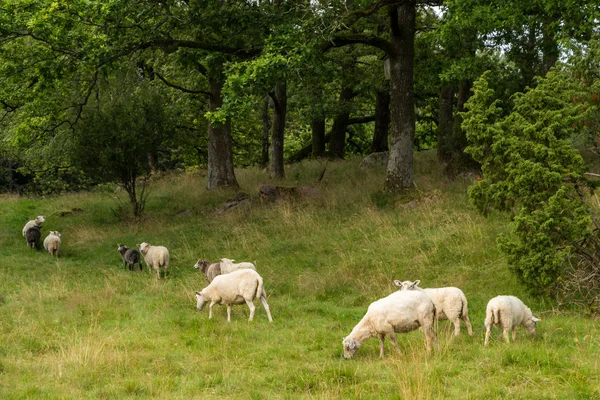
[21,215,540,359]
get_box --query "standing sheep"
[342,290,439,359]
[137,242,169,279]
[219,258,257,274]
[484,295,540,346]
[394,279,473,336]
[22,216,45,237]
[195,269,273,323]
[25,226,41,250]
[193,259,222,283]
[43,231,61,256]
[117,244,143,271]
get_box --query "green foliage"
[463,69,596,295]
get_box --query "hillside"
[0,151,598,399]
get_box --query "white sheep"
[394,279,473,336]
[195,269,273,323]
[484,295,540,346]
[219,257,257,274]
[43,231,61,256]
[137,242,170,279]
[22,216,45,237]
[342,290,439,359]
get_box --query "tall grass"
[0,151,599,399]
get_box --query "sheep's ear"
[393,280,402,287]
[136,244,140,247]
[349,340,356,349]
[195,291,201,296]
[411,280,420,288]
[532,316,540,322]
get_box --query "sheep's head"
[35,216,45,224]
[117,244,128,254]
[393,279,421,291]
[51,231,61,237]
[523,309,540,335]
[194,260,211,272]
[138,242,150,254]
[195,290,208,311]
[342,336,359,359]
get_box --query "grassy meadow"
[0,151,599,399]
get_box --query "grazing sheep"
[43,231,61,256]
[394,279,473,336]
[342,290,439,359]
[219,257,257,274]
[193,259,222,283]
[137,242,169,279]
[25,226,41,250]
[117,244,143,271]
[484,295,540,346]
[195,269,273,323]
[22,216,45,237]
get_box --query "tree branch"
[154,72,212,97]
[321,34,393,54]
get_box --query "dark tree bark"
[384,2,415,191]
[261,96,271,168]
[541,16,559,75]
[437,84,455,164]
[328,87,355,159]
[147,151,159,174]
[371,84,390,153]
[311,118,326,158]
[270,82,287,179]
[207,77,239,189]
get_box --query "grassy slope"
[0,151,598,399]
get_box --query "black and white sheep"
[195,269,273,323]
[394,279,473,336]
[342,290,439,359]
[484,295,540,346]
[117,244,143,271]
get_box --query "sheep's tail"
[255,276,265,300]
[458,296,466,319]
[486,306,500,327]
[493,308,501,327]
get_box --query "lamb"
[219,257,257,274]
[394,279,473,336]
[195,269,273,323]
[193,259,222,283]
[43,231,61,256]
[484,295,540,346]
[137,242,169,279]
[117,244,143,271]
[342,290,439,359]
[25,226,41,250]
[22,216,45,237]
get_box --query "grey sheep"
[117,244,143,271]
[193,259,221,283]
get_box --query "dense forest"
[1,1,600,302]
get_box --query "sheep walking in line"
[22,216,45,237]
[484,295,540,346]
[43,231,61,256]
[117,244,143,271]
[195,269,273,323]
[394,279,473,336]
[219,258,257,274]
[194,259,221,283]
[137,242,169,279]
[342,290,439,359]
[25,226,41,250]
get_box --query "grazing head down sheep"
[117,244,143,271]
[195,268,273,323]
[22,216,45,237]
[484,295,540,346]
[193,259,221,283]
[25,226,41,250]
[43,231,61,256]
[342,290,439,359]
[219,258,257,274]
[137,242,169,279]
[394,279,473,336]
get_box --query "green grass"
[0,151,599,399]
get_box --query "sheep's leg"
[156,267,161,279]
[389,333,402,356]
[502,328,510,343]
[484,326,491,347]
[227,305,232,322]
[512,327,517,341]
[378,334,386,358]
[451,317,461,336]
[260,295,273,322]
[208,301,216,319]
[463,315,473,336]
[423,325,438,354]
[246,299,256,322]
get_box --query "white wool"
[342,290,438,359]
[394,280,473,336]
[484,295,540,346]
[195,269,273,323]
[219,258,257,274]
[138,242,170,279]
[43,231,61,256]
[22,216,45,237]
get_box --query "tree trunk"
[328,87,354,159]
[384,2,415,191]
[541,16,558,75]
[371,84,390,153]
[207,77,239,189]
[437,84,455,164]
[446,79,478,176]
[261,96,271,168]
[270,82,286,179]
[147,151,158,174]
[311,118,326,158]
